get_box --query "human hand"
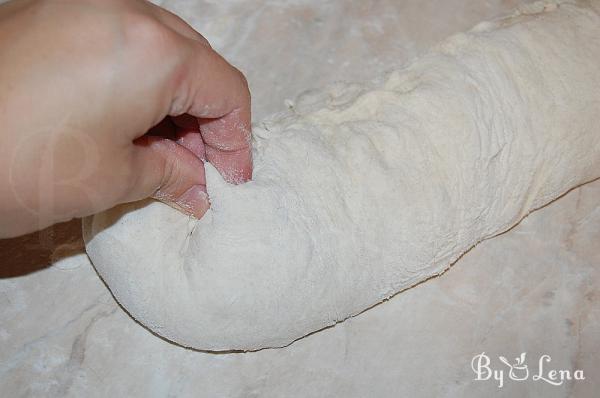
[0,0,251,238]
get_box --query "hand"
[0,0,252,238]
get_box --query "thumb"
[126,136,209,218]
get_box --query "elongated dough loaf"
[84,0,600,351]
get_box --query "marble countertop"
[1,1,598,396]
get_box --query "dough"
[84,0,600,351]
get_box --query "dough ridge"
[84,0,600,350]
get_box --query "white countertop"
[1,1,598,396]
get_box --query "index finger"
[171,40,252,184]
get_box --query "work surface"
[1,0,599,396]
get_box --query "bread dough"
[84,0,600,351]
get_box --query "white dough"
[84,0,600,351]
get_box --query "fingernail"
[174,185,210,218]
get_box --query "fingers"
[171,114,206,160]
[170,40,252,184]
[117,5,252,220]
[126,135,210,218]
[146,1,212,47]
[199,109,252,183]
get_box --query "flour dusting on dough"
[84,0,600,351]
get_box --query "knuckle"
[154,140,184,196]
[197,34,212,48]
[230,67,251,105]
[123,13,176,55]
[159,154,178,195]
[235,68,250,92]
